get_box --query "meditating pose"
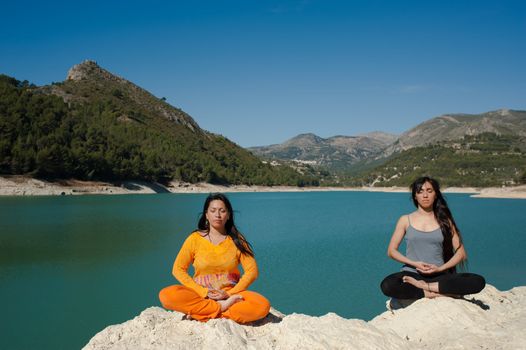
[159,193,270,323]
[380,176,485,299]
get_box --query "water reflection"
[0,194,205,268]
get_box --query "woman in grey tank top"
[380,176,485,299]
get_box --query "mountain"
[383,109,526,156]
[359,109,526,187]
[57,60,202,132]
[3,61,523,188]
[360,131,399,145]
[248,132,397,171]
[251,110,526,173]
[0,60,317,186]
[350,132,526,187]
[248,109,526,187]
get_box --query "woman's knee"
[240,291,271,319]
[471,274,486,293]
[159,285,187,306]
[380,276,397,296]
[246,291,270,307]
[255,294,271,317]
[380,278,389,295]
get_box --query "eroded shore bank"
[1,176,525,199]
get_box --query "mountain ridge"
[43,60,201,132]
[249,109,525,169]
[384,109,526,156]
[0,61,318,186]
[248,109,526,186]
[2,60,525,188]
[249,132,398,171]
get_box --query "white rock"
[83,285,526,350]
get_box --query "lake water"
[1,191,525,349]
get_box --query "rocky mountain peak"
[286,133,325,146]
[61,60,201,132]
[66,60,130,86]
[68,60,105,81]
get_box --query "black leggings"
[380,271,486,299]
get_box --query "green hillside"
[348,133,526,187]
[0,72,318,186]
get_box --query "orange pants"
[159,285,271,323]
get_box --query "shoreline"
[1,176,525,199]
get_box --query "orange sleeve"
[172,234,209,298]
[227,252,258,295]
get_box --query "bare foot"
[403,276,442,298]
[423,290,441,298]
[402,275,427,289]
[217,294,243,311]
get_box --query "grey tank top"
[402,216,444,273]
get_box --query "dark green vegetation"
[346,133,526,187]
[2,61,524,188]
[0,67,317,186]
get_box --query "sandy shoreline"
[1,176,525,199]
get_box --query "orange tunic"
[172,231,259,298]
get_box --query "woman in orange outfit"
[159,193,270,323]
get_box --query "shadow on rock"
[178,308,284,326]
[462,296,490,310]
[247,309,284,326]
[387,298,417,311]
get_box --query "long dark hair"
[410,176,465,272]
[197,193,254,257]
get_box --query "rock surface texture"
[83,285,525,349]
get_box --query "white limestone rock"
[83,285,526,350]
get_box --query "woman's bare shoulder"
[397,214,412,228]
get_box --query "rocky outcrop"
[383,109,526,156]
[63,60,201,132]
[67,60,119,82]
[83,284,526,349]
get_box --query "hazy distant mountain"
[0,60,317,186]
[248,132,398,171]
[359,131,399,145]
[248,109,526,187]
[384,109,526,156]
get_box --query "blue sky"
[1,0,525,147]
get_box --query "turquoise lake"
[1,191,525,349]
